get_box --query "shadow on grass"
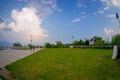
[0,75,6,80]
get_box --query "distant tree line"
[13,42,38,50]
[44,41,70,48]
[13,42,22,47]
[44,34,120,48]
[12,34,120,49]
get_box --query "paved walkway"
[0,48,42,80]
[0,48,41,68]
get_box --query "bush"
[112,34,120,45]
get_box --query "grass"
[0,75,6,80]
[6,48,120,80]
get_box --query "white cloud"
[104,28,116,37]
[72,15,87,23]
[103,6,110,11]
[110,19,117,22]
[98,0,111,14]
[72,18,81,23]
[77,3,87,8]
[0,23,6,30]
[77,1,87,8]
[111,0,120,7]
[104,28,117,41]
[101,0,110,6]
[92,0,111,14]
[100,0,120,12]
[0,0,58,45]
[98,10,104,14]
[106,13,117,23]
[40,0,57,9]
[6,7,48,44]
[81,16,87,19]
[107,14,115,18]
[0,18,6,30]
[27,0,57,18]
[39,7,53,18]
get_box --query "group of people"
[29,45,35,50]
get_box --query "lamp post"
[116,13,120,28]
[72,36,75,47]
[112,13,120,59]
[31,35,32,45]
[29,35,33,50]
[72,36,74,42]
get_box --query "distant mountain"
[0,41,12,46]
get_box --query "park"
[1,0,120,80]
[0,19,120,80]
[0,46,120,80]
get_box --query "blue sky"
[0,0,120,45]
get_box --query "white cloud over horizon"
[1,0,120,45]
[0,18,6,30]
[0,0,58,45]
[104,28,116,37]
[104,27,117,41]
[2,7,49,45]
[111,0,120,7]
[0,23,6,30]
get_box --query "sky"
[0,0,120,45]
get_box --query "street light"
[116,13,120,28]
[72,36,74,42]
[31,35,32,45]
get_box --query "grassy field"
[0,75,6,80]
[6,48,120,80]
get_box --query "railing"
[0,46,14,50]
[0,46,29,50]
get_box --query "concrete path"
[0,48,42,80]
[0,48,41,68]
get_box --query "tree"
[44,42,52,48]
[73,40,79,46]
[56,40,63,48]
[64,44,70,48]
[28,44,32,47]
[104,41,112,45]
[95,39,103,45]
[112,34,120,45]
[84,39,89,45]
[91,36,103,45]
[13,42,22,47]
[79,39,84,45]
[72,39,85,46]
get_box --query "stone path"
[0,48,42,80]
[0,67,16,80]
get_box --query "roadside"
[0,48,42,80]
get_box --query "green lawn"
[0,75,6,80]
[6,48,120,80]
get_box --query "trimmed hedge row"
[72,45,113,49]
